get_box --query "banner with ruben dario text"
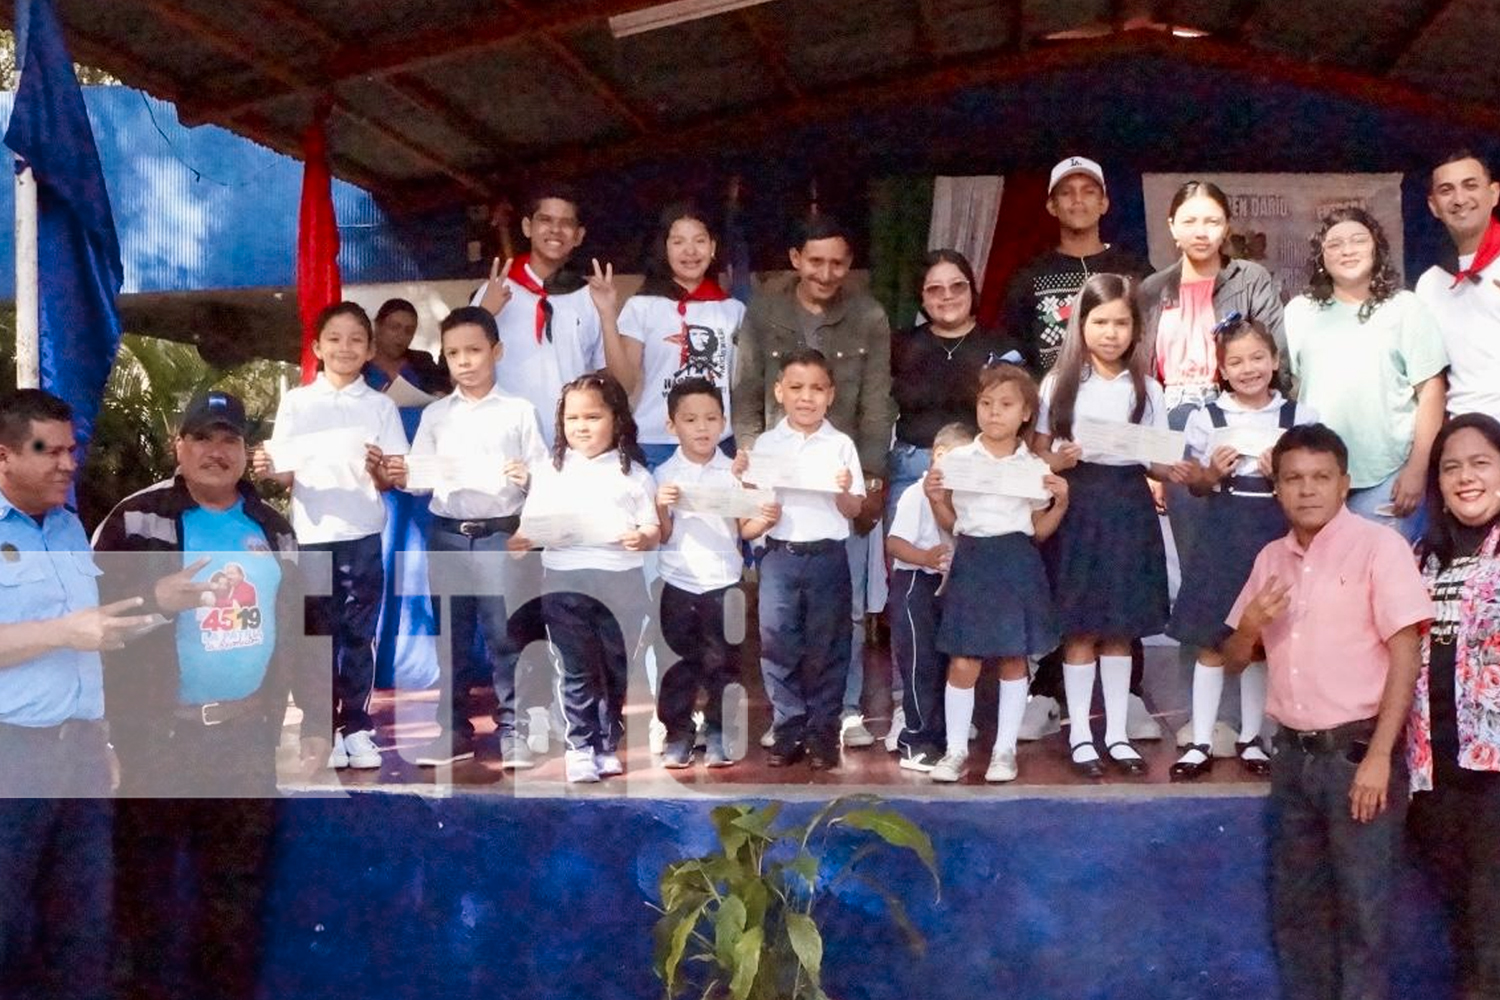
[1142,172,1405,295]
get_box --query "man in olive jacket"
[732,213,894,749]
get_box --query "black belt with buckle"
[434,515,520,539]
[1224,475,1274,497]
[1274,717,1377,754]
[173,695,261,727]
[765,537,844,557]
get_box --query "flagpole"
[14,157,39,389]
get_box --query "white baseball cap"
[1048,156,1106,195]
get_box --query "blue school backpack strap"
[1277,398,1297,429]
[1205,401,1228,429]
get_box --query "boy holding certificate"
[384,306,549,768]
[734,349,865,769]
[252,302,406,770]
[653,379,780,768]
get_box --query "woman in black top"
[888,249,1028,518]
[1407,412,1500,1000]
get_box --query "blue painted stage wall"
[262,793,1451,1000]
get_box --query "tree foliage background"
[0,28,118,89]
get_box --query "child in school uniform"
[1034,273,1196,778]
[251,301,407,770]
[511,371,659,784]
[735,347,866,770]
[884,421,972,772]
[384,306,549,768]
[925,367,1070,782]
[1167,317,1316,780]
[652,378,780,768]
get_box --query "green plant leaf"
[784,912,823,986]
[738,877,770,932]
[838,808,940,890]
[787,851,818,892]
[853,874,927,956]
[714,896,747,972]
[656,899,709,997]
[728,926,763,1000]
[729,801,782,840]
[711,805,754,859]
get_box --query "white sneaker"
[1126,694,1164,740]
[327,733,349,769]
[564,749,600,783]
[883,706,906,752]
[930,751,968,782]
[648,715,667,755]
[342,729,382,770]
[1017,695,1061,741]
[596,752,623,777]
[841,712,875,748]
[1174,719,1239,758]
[526,707,550,756]
[759,725,776,749]
[986,750,1019,783]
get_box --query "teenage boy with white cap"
[1001,156,1155,741]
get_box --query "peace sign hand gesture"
[478,256,513,316]
[588,258,620,320]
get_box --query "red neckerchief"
[672,279,729,364]
[507,255,553,344]
[1451,216,1500,288]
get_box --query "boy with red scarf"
[1416,151,1500,422]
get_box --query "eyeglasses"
[922,280,970,298]
[1211,311,1244,338]
[1322,234,1373,253]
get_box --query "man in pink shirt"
[1225,423,1433,1000]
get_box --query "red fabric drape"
[975,170,1056,329]
[296,109,341,384]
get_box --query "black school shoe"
[898,746,943,773]
[765,742,806,767]
[806,742,840,771]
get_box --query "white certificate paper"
[1072,418,1187,466]
[404,454,507,494]
[384,375,439,409]
[264,428,367,474]
[675,484,773,518]
[938,452,1050,500]
[744,451,842,492]
[1208,425,1284,458]
[519,512,631,548]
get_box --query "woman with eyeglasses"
[888,249,1029,518]
[1284,207,1448,542]
[1405,412,1500,999]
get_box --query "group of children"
[262,262,1312,785]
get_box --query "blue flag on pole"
[3,0,124,449]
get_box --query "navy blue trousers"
[305,532,384,735]
[757,542,850,754]
[655,581,739,742]
[889,568,945,755]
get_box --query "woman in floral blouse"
[1407,411,1500,1000]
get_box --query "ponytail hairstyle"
[1045,273,1149,440]
[551,371,646,474]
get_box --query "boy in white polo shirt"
[653,378,780,768]
[470,182,606,445]
[252,301,407,769]
[885,421,973,772]
[385,306,549,769]
[735,348,865,770]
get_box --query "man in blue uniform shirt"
[0,389,154,1000]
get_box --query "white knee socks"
[1100,655,1132,746]
[1239,661,1267,743]
[1191,661,1225,749]
[945,684,974,758]
[1063,660,1097,746]
[995,678,1028,756]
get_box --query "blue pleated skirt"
[1166,492,1288,649]
[1044,462,1168,638]
[937,532,1058,658]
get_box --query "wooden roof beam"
[130,0,493,197]
[231,0,520,164]
[526,28,1500,181]
[203,0,678,121]
[738,8,803,101]
[1367,0,1456,76]
[532,31,651,133]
